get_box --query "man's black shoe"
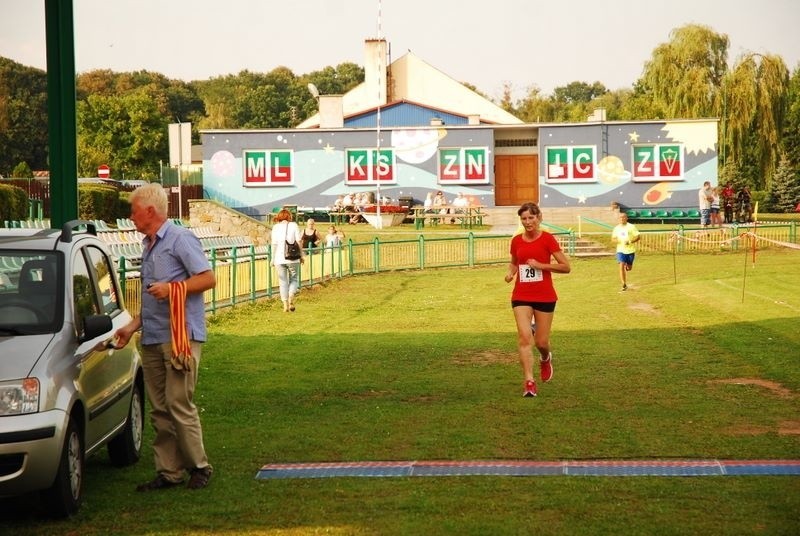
[136,474,184,492]
[187,466,213,489]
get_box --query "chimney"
[364,38,388,106]
[467,114,480,125]
[586,108,607,122]
[318,95,344,128]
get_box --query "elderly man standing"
[698,181,714,228]
[115,184,216,491]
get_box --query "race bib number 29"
[519,264,543,283]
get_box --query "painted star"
[323,143,335,154]
[628,131,640,143]
[577,194,587,204]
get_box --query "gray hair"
[129,183,168,217]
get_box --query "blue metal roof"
[345,102,473,128]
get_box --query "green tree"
[780,66,800,169]
[637,24,789,189]
[553,81,608,105]
[226,67,301,128]
[11,161,32,178]
[718,159,748,192]
[76,69,118,99]
[619,80,663,120]
[586,88,632,121]
[195,63,364,129]
[197,101,235,130]
[639,24,728,118]
[497,82,515,115]
[0,58,48,176]
[514,86,556,123]
[194,70,268,129]
[299,62,364,124]
[77,89,166,179]
[165,82,206,132]
[546,81,607,122]
[304,62,364,95]
[766,153,800,212]
[721,53,789,188]
[508,82,623,123]
[77,69,205,143]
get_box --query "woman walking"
[271,209,304,312]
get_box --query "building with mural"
[201,39,718,219]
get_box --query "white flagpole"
[375,0,383,228]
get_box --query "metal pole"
[177,164,183,221]
[177,121,183,220]
[374,0,383,228]
[45,0,78,227]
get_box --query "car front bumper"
[0,408,68,496]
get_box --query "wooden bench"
[412,206,483,229]
[458,208,483,228]
[413,213,444,229]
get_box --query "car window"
[86,246,121,314]
[73,245,123,337]
[0,252,61,332]
[72,253,100,334]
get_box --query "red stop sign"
[98,164,110,179]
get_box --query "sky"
[1,0,798,101]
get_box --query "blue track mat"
[256,460,800,480]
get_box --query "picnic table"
[328,212,354,225]
[411,205,483,230]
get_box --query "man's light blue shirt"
[139,221,211,345]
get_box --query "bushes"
[78,185,122,222]
[0,183,29,222]
[1,181,131,224]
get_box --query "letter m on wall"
[243,150,293,186]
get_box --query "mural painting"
[539,120,718,210]
[202,127,495,218]
[202,119,717,217]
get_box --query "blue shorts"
[616,252,635,266]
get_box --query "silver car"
[0,220,144,517]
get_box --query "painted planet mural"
[391,128,446,164]
[210,150,237,178]
[597,155,631,184]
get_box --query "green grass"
[6,249,800,535]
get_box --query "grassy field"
[5,247,799,535]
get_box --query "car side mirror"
[81,314,113,343]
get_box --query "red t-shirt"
[509,232,561,302]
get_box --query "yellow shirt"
[612,222,639,254]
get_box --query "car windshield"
[0,252,63,334]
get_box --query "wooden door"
[494,155,538,206]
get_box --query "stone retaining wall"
[189,199,271,246]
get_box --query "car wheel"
[108,380,144,466]
[41,416,83,518]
